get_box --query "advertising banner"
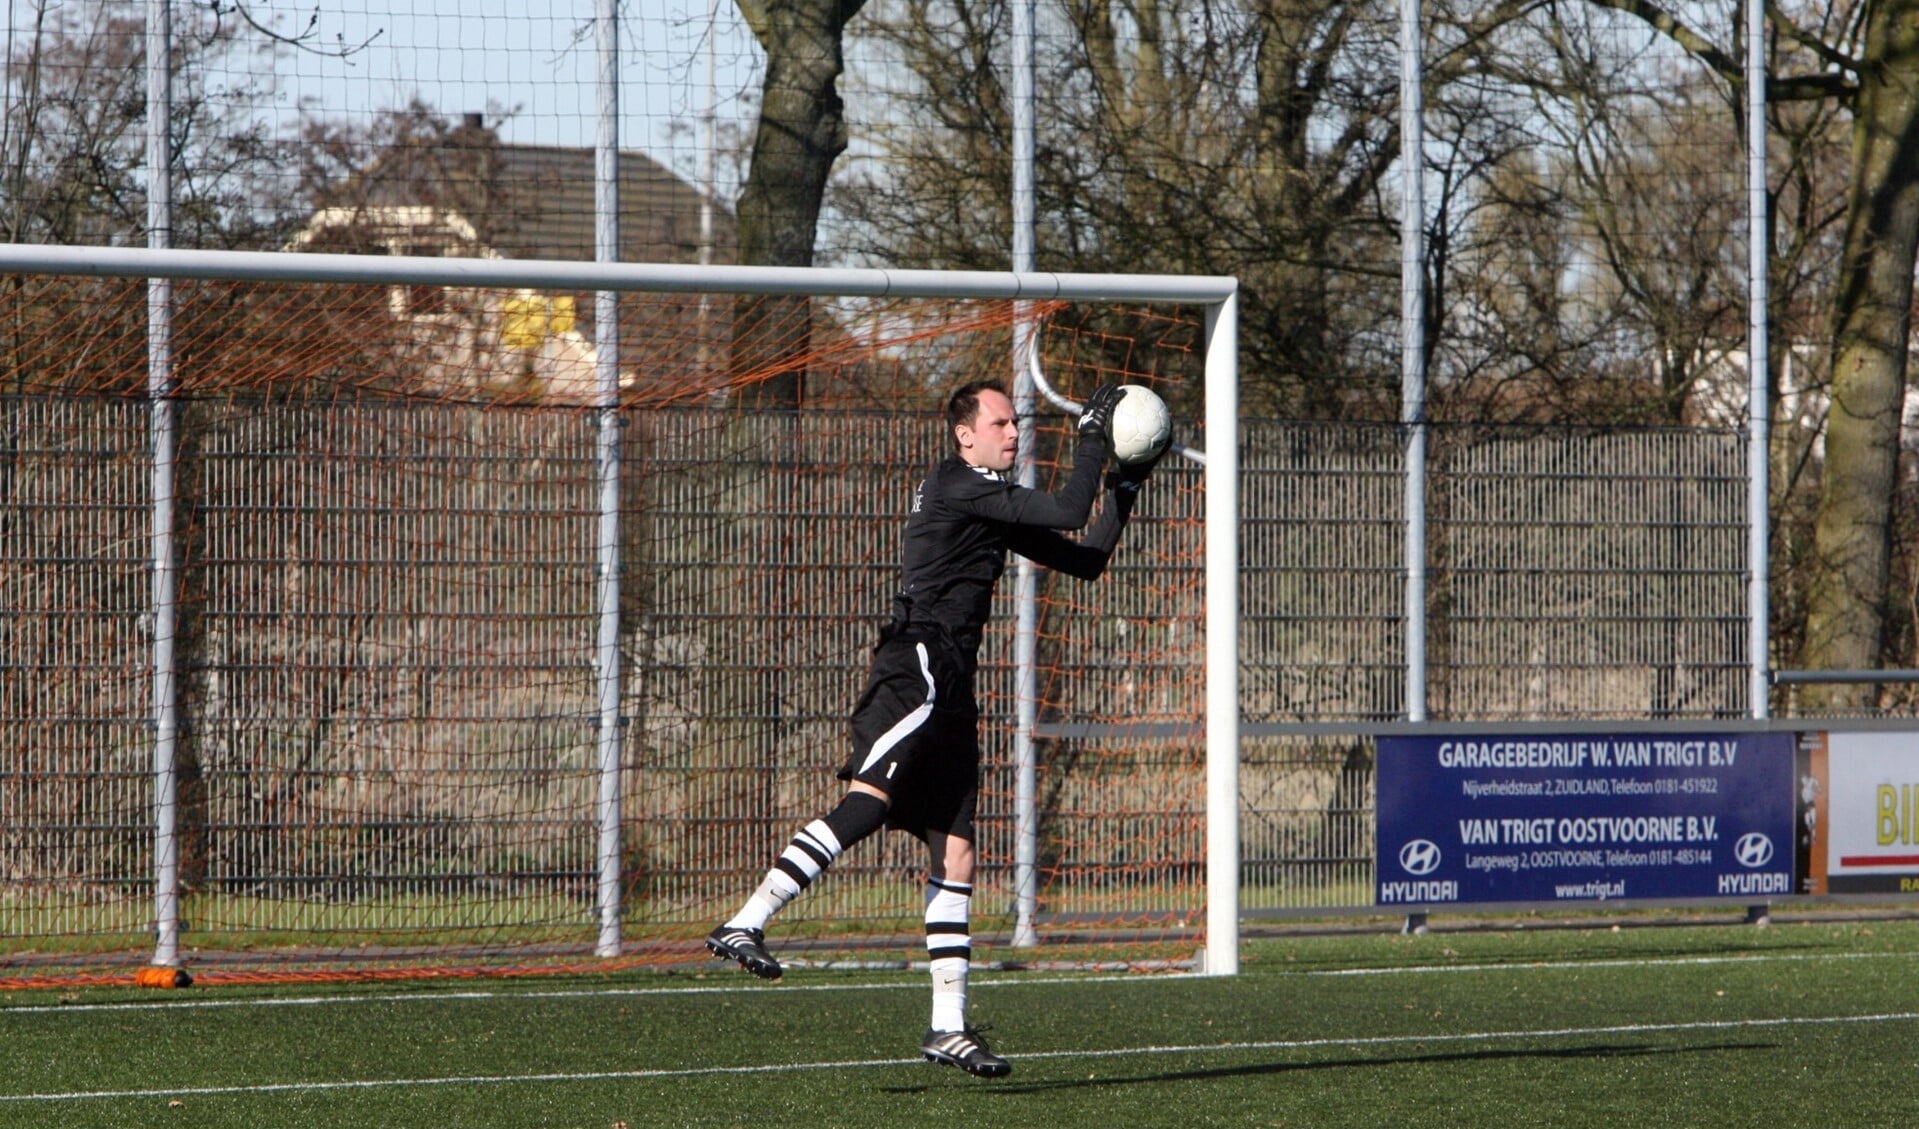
[1376,733,1797,907]
[1802,731,1919,895]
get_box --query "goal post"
[1203,292,1240,975]
[0,244,1242,982]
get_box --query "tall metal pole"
[697,0,717,372]
[1745,0,1770,719]
[700,0,716,269]
[146,0,182,971]
[1399,0,1428,723]
[593,0,627,958]
[1009,0,1041,949]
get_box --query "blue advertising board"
[1376,733,1797,907]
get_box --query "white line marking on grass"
[5,947,1909,1017]
[0,1058,928,1102]
[0,972,1196,1016]
[1306,951,1907,977]
[3,1010,1916,1103]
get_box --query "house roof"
[462,143,736,264]
[293,116,915,411]
[311,117,736,266]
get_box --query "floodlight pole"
[1745,0,1770,721]
[592,0,627,959]
[1009,0,1042,950]
[1742,0,1774,929]
[697,0,717,365]
[147,0,183,972]
[1400,0,1429,725]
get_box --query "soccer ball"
[1109,384,1172,465]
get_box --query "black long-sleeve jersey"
[891,441,1132,660]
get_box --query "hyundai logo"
[1398,839,1442,875]
[1734,832,1774,868]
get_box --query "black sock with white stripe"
[925,876,972,1032]
[726,792,887,933]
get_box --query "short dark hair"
[945,380,1008,442]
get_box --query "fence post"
[148,370,182,969]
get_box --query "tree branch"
[1581,0,1741,82]
[209,1,383,59]
[1764,0,1861,76]
[1771,72,1858,102]
[1583,0,1855,104]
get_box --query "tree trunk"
[731,0,866,409]
[1794,0,1919,709]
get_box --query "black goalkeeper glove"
[1106,438,1169,495]
[1076,384,1123,443]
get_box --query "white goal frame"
[0,244,1244,976]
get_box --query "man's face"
[956,388,1019,472]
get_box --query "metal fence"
[3,397,1755,963]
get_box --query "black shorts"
[838,628,980,842]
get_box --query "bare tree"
[1435,13,1756,424]
[730,0,869,408]
[1572,0,1912,707]
[0,0,298,249]
[835,0,1577,417]
[832,0,1904,712]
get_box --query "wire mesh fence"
[3,389,1757,970]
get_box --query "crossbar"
[0,245,1237,305]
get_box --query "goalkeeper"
[707,379,1164,1078]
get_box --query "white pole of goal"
[1203,291,1241,976]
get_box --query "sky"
[258,0,760,185]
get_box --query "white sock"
[725,819,844,933]
[925,878,972,1032]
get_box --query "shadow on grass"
[880,1040,1770,1095]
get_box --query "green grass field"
[4,914,1919,1127]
